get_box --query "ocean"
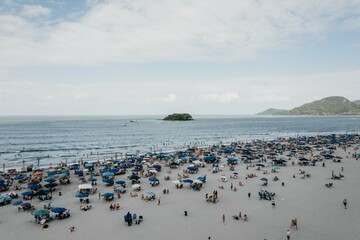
[1,115,359,168]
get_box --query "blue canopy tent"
[182,179,193,183]
[148,178,159,182]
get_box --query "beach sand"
[1,145,360,240]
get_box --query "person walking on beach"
[272,200,276,208]
[248,192,251,198]
[222,214,225,223]
[98,192,101,199]
[230,183,233,191]
[158,197,161,205]
[287,229,291,240]
[343,198,347,209]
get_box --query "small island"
[163,113,194,121]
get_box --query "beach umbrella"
[33,190,50,196]
[148,177,159,182]
[21,191,33,196]
[256,164,265,167]
[274,166,281,170]
[260,178,268,182]
[79,177,86,181]
[148,169,158,174]
[144,191,155,197]
[114,186,126,192]
[102,178,114,183]
[132,184,141,189]
[88,177,97,182]
[44,183,57,189]
[102,171,114,177]
[13,200,23,206]
[182,179,193,183]
[59,173,67,178]
[75,193,89,198]
[15,175,25,180]
[128,175,140,180]
[32,209,50,216]
[101,193,114,198]
[266,162,274,165]
[172,180,181,184]
[28,184,42,190]
[115,180,126,185]
[21,202,31,207]
[44,178,56,183]
[0,195,12,201]
[51,207,67,213]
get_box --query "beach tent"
[182,179,193,183]
[78,184,92,190]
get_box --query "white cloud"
[200,93,240,103]
[22,5,51,17]
[0,0,359,67]
[1,70,360,114]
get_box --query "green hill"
[353,100,360,105]
[257,96,360,115]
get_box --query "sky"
[1,0,360,115]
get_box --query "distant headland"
[257,96,360,116]
[163,113,194,121]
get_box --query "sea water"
[0,115,359,168]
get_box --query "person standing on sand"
[287,229,291,240]
[98,192,101,199]
[343,198,347,209]
[158,197,161,205]
[222,214,225,223]
[248,192,251,198]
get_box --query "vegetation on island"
[257,96,360,116]
[163,113,194,121]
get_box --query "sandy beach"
[1,135,360,240]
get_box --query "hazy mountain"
[257,96,360,115]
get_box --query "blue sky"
[1,0,360,115]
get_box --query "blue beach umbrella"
[44,183,57,189]
[32,209,50,216]
[88,177,97,182]
[51,207,67,213]
[102,178,114,183]
[101,193,114,198]
[75,193,89,198]
[102,172,114,177]
[59,173,67,178]
[28,184,42,190]
[13,200,23,206]
[21,191,33,196]
[115,180,126,185]
[148,177,159,182]
[0,195,12,201]
[44,178,56,183]
[182,179,193,183]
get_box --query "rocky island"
[163,113,194,121]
